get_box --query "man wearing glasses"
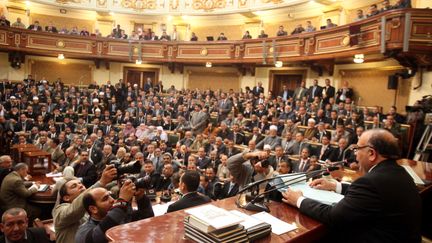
[282,128,421,242]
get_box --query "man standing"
[53,165,116,243]
[0,208,50,243]
[308,79,323,103]
[293,81,308,101]
[282,129,421,242]
[73,151,97,188]
[190,104,208,135]
[322,78,335,105]
[0,163,40,222]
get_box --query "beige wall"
[0,53,429,111]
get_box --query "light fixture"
[167,15,173,21]
[182,15,189,20]
[58,54,65,60]
[353,54,364,64]
[109,11,114,15]
[135,59,142,65]
[275,61,283,68]
[25,1,31,7]
[206,62,212,68]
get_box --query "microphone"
[236,167,340,212]
[237,172,306,194]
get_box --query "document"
[151,201,175,216]
[46,172,62,177]
[288,182,344,205]
[38,184,49,192]
[251,212,297,235]
[185,205,243,230]
[401,165,425,185]
[230,210,262,230]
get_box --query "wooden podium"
[106,197,326,242]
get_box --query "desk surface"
[29,175,57,204]
[106,197,326,243]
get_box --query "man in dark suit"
[307,79,323,103]
[322,78,335,105]
[252,82,264,97]
[27,21,43,31]
[282,129,421,243]
[214,175,239,200]
[0,208,50,243]
[293,147,311,173]
[167,171,211,213]
[73,151,97,188]
[279,85,293,101]
[268,145,289,170]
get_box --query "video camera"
[109,160,142,178]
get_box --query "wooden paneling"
[188,71,240,92]
[30,60,92,85]
[0,9,430,65]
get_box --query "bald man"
[282,129,421,242]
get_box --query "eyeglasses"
[352,144,374,153]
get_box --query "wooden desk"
[106,197,326,242]
[29,175,57,204]
[23,151,52,174]
[13,145,39,163]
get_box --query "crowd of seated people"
[0,0,411,41]
[0,72,409,240]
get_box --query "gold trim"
[56,40,65,48]
[200,48,208,56]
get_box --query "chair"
[167,132,180,147]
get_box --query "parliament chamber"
[0,0,431,242]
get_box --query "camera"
[109,160,142,177]
[250,157,269,168]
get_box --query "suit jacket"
[0,171,36,211]
[293,87,308,101]
[0,228,50,243]
[27,25,43,31]
[308,85,323,102]
[52,146,66,165]
[74,161,97,188]
[190,111,209,135]
[319,145,337,161]
[215,182,239,200]
[252,86,264,97]
[247,133,264,145]
[322,85,335,103]
[293,159,310,173]
[300,159,421,243]
[167,192,211,213]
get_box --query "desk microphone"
[236,167,340,212]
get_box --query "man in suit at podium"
[167,171,211,213]
[282,129,422,242]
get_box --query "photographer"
[227,150,269,188]
[76,179,154,243]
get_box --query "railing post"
[381,16,387,54]
[403,12,412,52]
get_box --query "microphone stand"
[236,167,339,212]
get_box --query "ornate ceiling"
[30,0,311,15]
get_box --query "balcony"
[0,8,431,68]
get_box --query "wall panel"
[188,71,240,92]
[30,60,92,85]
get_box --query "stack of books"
[184,205,271,243]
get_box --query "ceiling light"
[135,60,142,65]
[182,15,189,20]
[275,61,283,68]
[109,11,114,15]
[167,15,173,21]
[58,54,65,60]
[25,1,31,7]
[206,62,212,68]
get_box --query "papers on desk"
[401,165,425,185]
[251,211,297,235]
[185,205,244,230]
[46,172,62,177]
[151,201,175,216]
[52,177,63,183]
[38,184,49,192]
[287,182,344,205]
